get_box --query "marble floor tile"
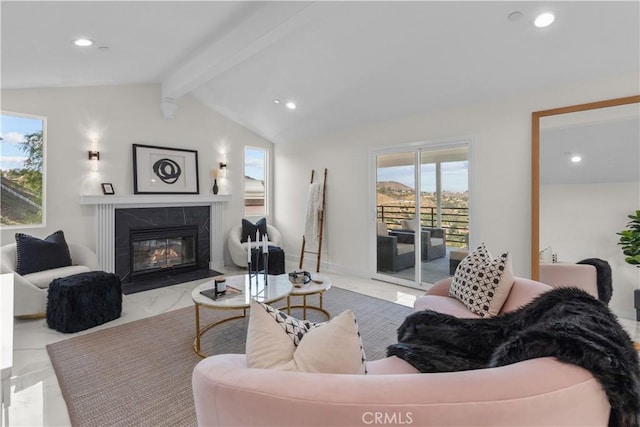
[3,268,639,427]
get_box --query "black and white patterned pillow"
[260,302,323,346]
[247,301,367,374]
[449,243,515,317]
[258,302,367,372]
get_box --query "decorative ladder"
[299,168,327,273]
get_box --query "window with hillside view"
[0,113,45,227]
[244,147,267,216]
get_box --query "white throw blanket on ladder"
[304,182,324,251]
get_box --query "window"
[244,147,267,216]
[0,112,46,227]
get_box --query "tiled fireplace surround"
[80,195,230,277]
[114,206,209,282]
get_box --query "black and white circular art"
[152,158,181,184]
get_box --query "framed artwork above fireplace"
[133,144,199,194]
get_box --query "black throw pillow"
[15,230,73,275]
[240,218,268,243]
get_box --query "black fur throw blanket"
[387,288,640,427]
[578,257,613,304]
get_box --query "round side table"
[286,274,331,320]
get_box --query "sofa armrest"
[423,277,552,315]
[228,225,249,267]
[68,242,100,270]
[266,224,282,247]
[193,354,608,427]
[539,263,598,298]
[426,277,453,296]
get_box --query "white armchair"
[0,242,100,317]
[228,224,282,267]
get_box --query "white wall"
[0,84,273,265]
[540,182,640,318]
[3,74,638,318]
[274,71,639,318]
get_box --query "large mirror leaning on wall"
[531,95,640,319]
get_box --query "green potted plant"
[619,210,640,321]
[618,210,640,266]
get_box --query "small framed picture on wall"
[101,183,115,195]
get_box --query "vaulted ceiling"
[2,1,639,144]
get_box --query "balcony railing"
[377,204,469,247]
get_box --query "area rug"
[46,287,413,427]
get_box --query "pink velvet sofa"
[539,262,599,298]
[192,277,610,426]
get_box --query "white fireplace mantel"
[80,194,231,273]
[80,194,231,206]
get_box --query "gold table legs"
[193,304,247,358]
[286,291,330,321]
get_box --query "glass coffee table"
[192,274,292,358]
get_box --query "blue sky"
[245,147,265,180]
[377,161,468,192]
[0,114,44,171]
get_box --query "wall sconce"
[218,162,227,178]
[88,150,100,160]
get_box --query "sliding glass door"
[375,151,418,282]
[373,142,469,289]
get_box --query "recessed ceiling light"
[570,155,582,163]
[273,99,280,104]
[74,38,94,47]
[286,102,296,110]
[534,12,555,28]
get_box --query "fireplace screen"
[131,226,198,276]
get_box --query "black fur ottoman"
[47,271,122,333]
[251,246,286,275]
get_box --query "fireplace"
[114,206,211,285]
[81,194,230,294]
[130,225,198,278]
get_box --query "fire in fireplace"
[130,225,198,278]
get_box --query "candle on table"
[256,230,259,246]
[247,236,252,263]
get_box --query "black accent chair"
[377,231,415,272]
[392,228,447,261]
[422,228,446,261]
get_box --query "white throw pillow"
[449,243,515,317]
[245,301,367,374]
[377,222,389,236]
[400,219,416,231]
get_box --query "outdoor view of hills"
[377,180,469,246]
[1,170,43,226]
[1,113,44,226]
